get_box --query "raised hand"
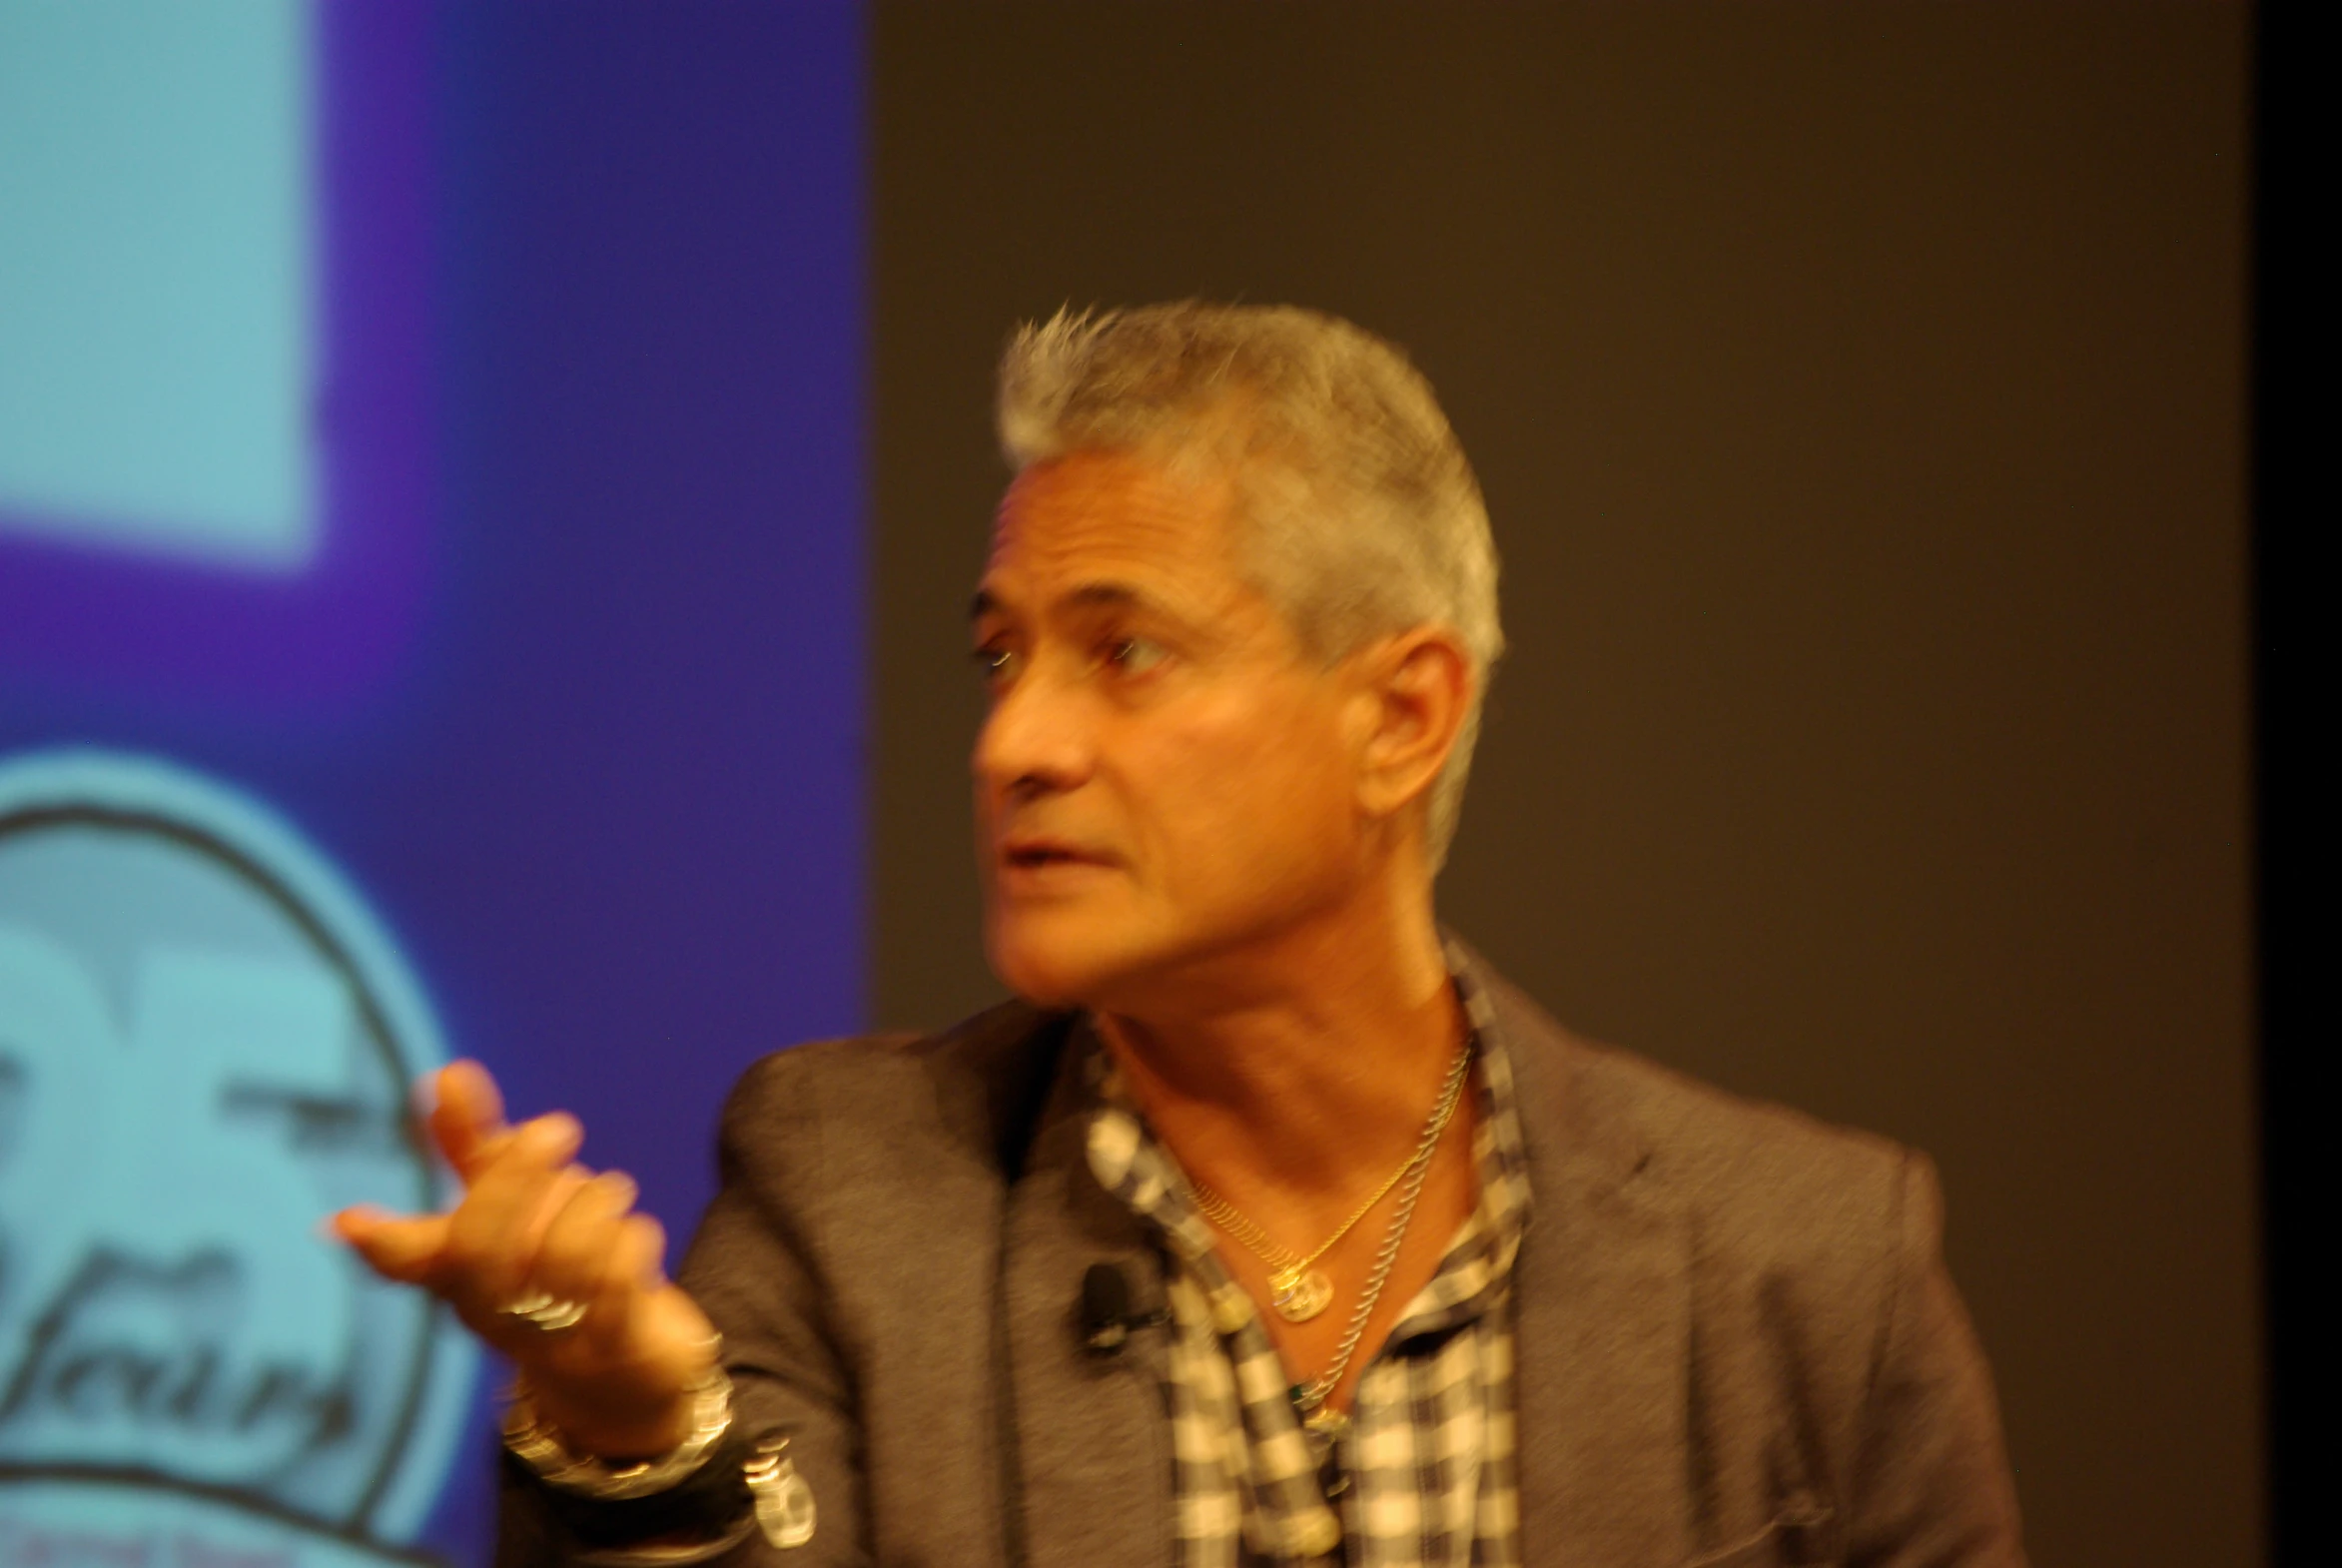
[331,1060,720,1458]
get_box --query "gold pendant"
[1269,1266,1333,1322]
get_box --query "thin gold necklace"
[1185,1041,1472,1323]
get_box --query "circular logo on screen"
[0,750,476,1563]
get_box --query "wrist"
[505,1362,731,1498]
[523,1378,703,1462]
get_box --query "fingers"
[440,1114,585,1314]
[335,1109,586,1308]
[337,1080,682,1397]
[336,1129,711,1455]
[495,1168,672,1387]
[340,1066,603,1314]
[533,1176,654,1355]
[593,1214,672,1358]
[336,1138,637,1345]
[426,1059,510,1180]
[533,1169,637,1303]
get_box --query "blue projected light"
[1,4,869,1557]
[0,751,476,1560]
[0,0,318,572]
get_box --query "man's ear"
[1351,628,1473,823]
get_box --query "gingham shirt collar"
[1084,945,1532,1565]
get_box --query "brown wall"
[867,5,2254,1562]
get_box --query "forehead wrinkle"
[970,579,1152,621]
[981,451,1278,639]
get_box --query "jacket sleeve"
[494,1055,876,1567]
[1844,1152,2026,1567]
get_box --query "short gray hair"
[996,302,1503,867]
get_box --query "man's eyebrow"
[1061,582,1145,612]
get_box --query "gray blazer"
[502,956,2025,1566]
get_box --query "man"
[338,303,2026,1564]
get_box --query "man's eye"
[1104,637,1167,674]
[972,646,1019,682]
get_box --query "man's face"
[972,449,1368,1013]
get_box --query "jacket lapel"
[1000,1020,1176,1568]
[1492,974,1697,1568]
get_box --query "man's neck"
[1096,891,1462,1209]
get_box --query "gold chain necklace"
[1185,1041,1472,1323]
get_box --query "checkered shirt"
[1084,958,1532,1566]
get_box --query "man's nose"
[973,669,1094,798]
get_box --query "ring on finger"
[504,1289,587,1333]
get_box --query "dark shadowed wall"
[866,5,2253,1565]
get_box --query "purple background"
[0,4,867,1555]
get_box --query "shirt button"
[1209,1283,1254,1333]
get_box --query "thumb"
[332,1205,453,1286]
